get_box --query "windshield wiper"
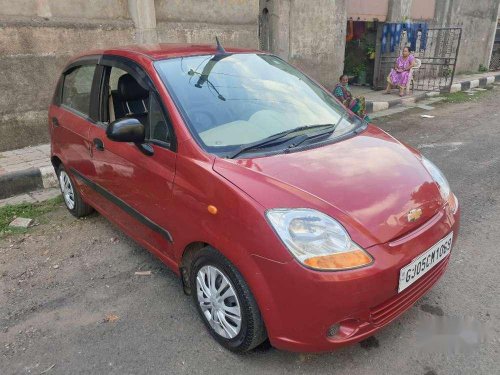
[227,124,336,159]
[284,113,348,151]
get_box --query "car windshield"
[154,53,361,156]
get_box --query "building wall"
[154,0,259,48]
[0,0,131,19]
[386,0,413,21]
[434,0,500,73]
[259,0,347,90]
[347,0,389,21]
[289,0,347,89]
[0,0,136,152]
[0,0,259,152]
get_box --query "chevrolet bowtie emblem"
[407,208,423,222]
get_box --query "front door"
[85,60,177,260]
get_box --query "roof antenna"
[215,36,226,54]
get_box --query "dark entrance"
[375,27,462,92]
[259,7,270,51]
[344,20,378,87]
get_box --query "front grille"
[370,257,449,327]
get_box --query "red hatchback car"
[49,43,460,353]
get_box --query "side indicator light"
[207,205,218,215]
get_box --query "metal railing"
[376,27,462,92]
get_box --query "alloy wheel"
[196,265,242,339]
[59,170,75,210]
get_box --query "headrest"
[118,74,149,101]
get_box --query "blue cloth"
[394,23,402,50]
[408,22,415,49]
[381,23,389,53]
[390,23,397,52]
[381,22,428,53]
[402,21,412,49]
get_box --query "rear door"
[85,56,178,259]
[49,58,101,201]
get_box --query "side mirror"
[106,117,145,144]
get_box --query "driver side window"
[106,67,149,124]
[107,67,128,123]
[102,64,172,147]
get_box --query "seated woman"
[332,74,369,120]
[386,46,415,96]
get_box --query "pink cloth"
[388,55,415,87]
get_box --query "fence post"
[373,22,384,89]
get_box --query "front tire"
[190,247,267,353]
[57,164,93,218]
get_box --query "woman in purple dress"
[385,47,415,96]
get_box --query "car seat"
[113,74,149,124]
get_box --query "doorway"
[259,7,270,51]
[343,20,378,87]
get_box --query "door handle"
[93,138,104,151]
[52,117,60,127]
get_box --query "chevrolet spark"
[49,43,460,353]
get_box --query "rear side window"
[62,65,96,116]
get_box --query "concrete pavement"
[351,70,500,113]
[0,144,56,199]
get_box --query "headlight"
[266,208,373,271]
[422,156,450,200]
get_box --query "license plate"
[398,232,453,293]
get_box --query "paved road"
[1,89,499,374]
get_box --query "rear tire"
[57,164,93,218]
[190,246,267,353]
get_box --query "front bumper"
[253,204,460,352]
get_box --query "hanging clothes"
[382,21,429,53]
[353,21,366,40]
[346,20,354,42]
[406,21,413,49]
[411,23,419,50]
[381,23,390,53]
[394,23,402,51]
[390,23,397,52]
[402,20,411,49]
[417,23,428,50]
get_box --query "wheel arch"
[177,239,277,336]
[51,155,63,173]
[179,241,209,295]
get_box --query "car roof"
[72,43,262,62]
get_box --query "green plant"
[347,63,366,77]
[0,196,63,237]
[478,64,488,72]
[366,46,375,55]
[363,40,375,55]
[442,88,490,103]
